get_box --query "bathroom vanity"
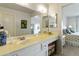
[0,32,60,56]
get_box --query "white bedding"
[65,32,79,47]
[71,32,79,35]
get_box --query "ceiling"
[0,3,70,15]
[60,3,72,7]
[0,3,41,15]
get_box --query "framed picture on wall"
[21,20,27,29]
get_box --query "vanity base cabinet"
[16,43,42,56]
[5,42,48,56]
[36,50,48,56]
[5,37,58,56]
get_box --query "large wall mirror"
[0,3,57,38]
[42,14,57,29]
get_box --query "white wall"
[43,4,62,34]
[31,15,41,24]
[67,17,77,31]
[63,4,79,28]
[63,4,79,17]
[0,6,31,36]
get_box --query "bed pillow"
[66,29,72,34]
[63,29,68,34]
[70,28,75,33]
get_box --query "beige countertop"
[0,32,59,56]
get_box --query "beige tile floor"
[63,45,79,56]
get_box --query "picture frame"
[21,20,27,29]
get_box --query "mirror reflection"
[42,15,57,28]
[0,3,57,38]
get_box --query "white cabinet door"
[15,43,42,56]
[6,41,48,56]
[5,52,18,56]
[6,43,41,56]
[36,50,48,56]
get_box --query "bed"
[65,32,79,47]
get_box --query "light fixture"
[68,25,72,28]
[37,4,47,13]
[16,3,29,7]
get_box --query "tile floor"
[63,45,79,56]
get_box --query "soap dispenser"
[0,26,7,46]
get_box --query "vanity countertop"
[0,32,59,56]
